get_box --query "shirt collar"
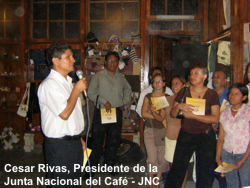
[219,88,229,104]
[104,69,118,78]
[229,103,247,116]
[50,69,72,84]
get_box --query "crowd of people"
[141,63,250,188]
[37,42,249,188]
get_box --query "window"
[32,0,81,40]
[88,0,140,41]
[150,0,199,16]
[0,0,21,40]
[149,0,200,32]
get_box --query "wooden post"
[141,0,149,90]
[231,0,243,82]
[201,0,209,42]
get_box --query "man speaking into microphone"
[38,42,87,186]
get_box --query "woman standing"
[216,83,250,188]
[165,63,220,188]
[164,76,192,188]
[243,62,250,105]
[142,73,168,188]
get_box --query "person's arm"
[59,78,87,120]
[136,91,147,117]
[170,101,193,118]
[235,144,250,169]
[151,108,166,122]
[142,97,154,119]
[183,105,220,124]
[165,87,174,96]
[122,78,132,106]
[142,96,166,121]
[216,123,225,166]
[88,74,106,106]
[81,138,86,151]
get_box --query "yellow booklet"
[100,108,117,124]
[151,96,169,111]
[186,97,206,115]
[215,162,236,173]
[83,148,92,170]
[220,99,229,112]
[162,120,167,128]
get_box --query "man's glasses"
[107,59,118,63]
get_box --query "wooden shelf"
[121,131,138,136]
[0,107,18,113]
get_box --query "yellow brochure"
[220,99,229,112]
[186,97,206,115]
[151,96,169,111]
[162,119,167,128]
[215,162,236,173]
[83,148,92,169]
[101,108,117,124]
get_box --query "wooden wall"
[207,0,250,83]
[231,0,250,82]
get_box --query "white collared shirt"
[38,69,84,138]
[136,85,174,117]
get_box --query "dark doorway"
[149,35,208,85]
[172,43,208,80]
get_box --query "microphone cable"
[84,90,92,187]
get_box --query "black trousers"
[44,137,83,188]
[165,129,216,188]
[89,107,122,167]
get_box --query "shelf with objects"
[0,46,25,149]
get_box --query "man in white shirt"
[38,42,87,186]
[136,67,174,117]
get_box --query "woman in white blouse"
[216,83,250,188]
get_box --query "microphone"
[76,70,87,97]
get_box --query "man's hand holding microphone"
[75,70,88,96]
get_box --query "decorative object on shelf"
[23,133,35,152]
[87,32,99,43]
[130,32,141,43]
[0,87,10,92]
[17,82,30,117]
[129,47,139,64]
[119,60,126,70]
[1,96,7,108]
[121,46,131,65]
[109,34,120,43]
[0,127,20,150]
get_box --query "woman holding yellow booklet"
[216,83,250,188]
[165,63,220,188]
[142,73,168,188]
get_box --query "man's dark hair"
[214,69,227,79]
[46,42,72,68]
[243,62,250,85]
[105,51,120,62]
[190,62,208,86]
[148,67,162,83]
[229,83,248,103]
